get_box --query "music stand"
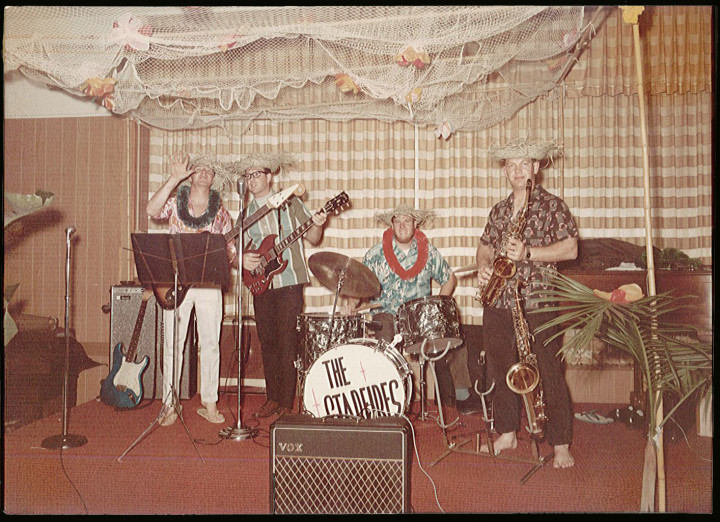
[118,233,230,462]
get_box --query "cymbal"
[309,252,381,298]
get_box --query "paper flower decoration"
[394,44,431,69]
[81,77,117,98]
[434,119,455,140]
[405,88,422,105]
[335,73,359,94]
[219,34,239,53]
[592,283,644,304]
[111,14,154,52]
[81,77,117,111]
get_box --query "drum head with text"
[302,341,408,419]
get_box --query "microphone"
[66,226,76,236]
[236,177,246,197]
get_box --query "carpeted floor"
[2,392,712,514]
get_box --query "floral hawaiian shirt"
[479,185,578,311]
[363,233,453,315]
[154,187,237,263]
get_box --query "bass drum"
[302,339,412,419]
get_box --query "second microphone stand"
[220,178,258,441]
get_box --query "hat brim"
[375,206,434,227]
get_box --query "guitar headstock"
[268,184,304,209]
[324,191,350,215]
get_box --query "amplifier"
[109,285,196,400]
[270,414,411,514]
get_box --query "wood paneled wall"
[4,117,149,349]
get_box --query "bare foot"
[480,431,518,455]
[553,444,575,468]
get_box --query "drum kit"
[297,252,464,421]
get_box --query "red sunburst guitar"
[153,184,304,310]
[242,191,350,295]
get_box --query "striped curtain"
[145,6,712,327]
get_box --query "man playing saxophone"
[475,140,578,468]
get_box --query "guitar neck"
[126,296,150,360]
[225,204,270,243]
[268,214,317,259]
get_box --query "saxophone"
[506,279,547,440]
[475,179,532,307]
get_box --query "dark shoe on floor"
[253,399,279,418]
[457,394,482,415]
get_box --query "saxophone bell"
[506,279,548,440]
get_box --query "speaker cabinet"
[109,285,196,400]
[270,414,411,514]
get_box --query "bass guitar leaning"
[100,288,152,408]
[243,191,350,295]
[152,183,304,310]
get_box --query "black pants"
[482,307,573,447]
[253,284,304,410]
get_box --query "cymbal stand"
[421,339,460,430]
[119,239,204,462]
[220,182,258,440]
[428,376,550,484]
[326,258,349,351]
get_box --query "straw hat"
[375,203,435,227]
[489,138,562,162]
[232,152,297,176]
[171,154,233,192]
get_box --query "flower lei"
[382,228,429,280]
[176,185,220,229]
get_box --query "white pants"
[162,287,222,406]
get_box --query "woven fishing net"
[4,6,592,132]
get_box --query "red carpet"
[2,392,712,514]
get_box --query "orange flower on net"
[405,87,422,105]
[334,73,359,94]
[593,283,644,304]
[81,77,117,98]
[394,45,431,68]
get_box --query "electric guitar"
[243,191,350,295]
[100,289,152,408]
[153,184,304,310]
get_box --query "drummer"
[343,203,482,415]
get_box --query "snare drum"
[302,339,412,419]
[396,295,463,354]
[296,313,364,367]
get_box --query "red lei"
[382,228,429,280]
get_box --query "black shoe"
[457,394,482,415]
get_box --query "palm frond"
[532,267,712,435]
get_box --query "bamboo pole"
[620,6,664,512]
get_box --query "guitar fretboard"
[127,296,150,361]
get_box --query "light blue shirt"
[363,235,452,315]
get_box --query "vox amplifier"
[270,414,411,514]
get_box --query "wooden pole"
[620,6,664,512]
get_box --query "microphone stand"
[42,226,88,450]
[220,177,257,440]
